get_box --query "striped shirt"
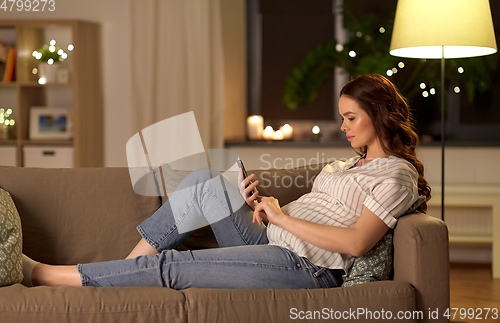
[266,155,419,271]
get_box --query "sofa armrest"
[393,212,449,323]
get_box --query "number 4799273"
[1,0,55,12]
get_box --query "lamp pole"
[389,0,497,223]
[441,46,445,222]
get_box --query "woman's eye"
[348,118,354,121]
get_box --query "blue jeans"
[78,168,341,289]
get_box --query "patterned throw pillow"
[0,188,23,286]
[341,229,394,287]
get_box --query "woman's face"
[339,95,378,149]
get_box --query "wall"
[220,0,247,142]
[1,0,247,166]
[0,0,133,166]
[227,145,500,184]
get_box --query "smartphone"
[236,159,249,179]
[237,159,256,193]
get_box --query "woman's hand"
[253,196,286,226]
[238,168,260,210]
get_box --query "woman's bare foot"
[30,263,82,287]
[21,254,39,287]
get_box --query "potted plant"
[32,39,69,84]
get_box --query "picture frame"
[29,107,73,140]
[57,68,70,84]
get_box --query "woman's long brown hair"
[340,74,431,213]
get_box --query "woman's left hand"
[253,196,287,226]
[237,168,259,210]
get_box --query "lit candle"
[274,130,284,140]
[311,125,323,142]
[246,115,263,140]
[279,124,293,140]
[263,126,274,140]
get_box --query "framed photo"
[29,107,73,140]
[57,68,70,84]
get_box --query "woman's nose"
[340,121,347,132]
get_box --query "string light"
[33,39,69,63]
[0,107,15,128]
[32,51,43,60]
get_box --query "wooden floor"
[450,264,500,323]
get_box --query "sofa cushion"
[0,188,23,286]
[402,195,426,215]
[253,165,324,205]
[182,281,416,323]
[341,229,393,287]
[0,167,161,265]
[0,284,186,323]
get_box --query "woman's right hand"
[238,168,260,210]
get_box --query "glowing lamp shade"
[390,0,497,59]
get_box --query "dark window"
[247,0,336,121]
[247,0,500,144]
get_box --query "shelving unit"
[427,185,500,278]
[0,20,102,167]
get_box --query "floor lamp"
[389,0,497,221]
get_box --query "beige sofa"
[0,165,449,323]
